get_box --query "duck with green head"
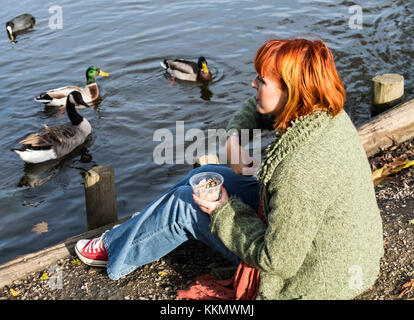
[35,66,109,108]
[160,56,212,82]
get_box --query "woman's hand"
[192,185,229,216]
[226,135,254,176]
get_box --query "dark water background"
[0,0,413,264]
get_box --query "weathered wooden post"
[358,98,414,157]
[371,73,404,117]
[84,165,118,230]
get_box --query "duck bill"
[99,70,109,77]
[77,96,90,108]
[202,63,209,73]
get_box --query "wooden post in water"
[371,73,404,117]
[84,165,118,230]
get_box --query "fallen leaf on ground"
[158,271,168,277]
[409,219,414,225]
[10,288,19,296]
[40,273,49,281]
[71,258,81,265]
[372,158,414,186]
[399,279,414,298]
[31,222,48,234]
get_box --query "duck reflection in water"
[42,96,103,118]
[199,82,214,101]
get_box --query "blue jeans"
[103,164,261,280]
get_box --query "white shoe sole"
[75,244,108,267]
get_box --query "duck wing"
[10,14,35,32]
[35,85,96,105]
[44,86,83,99]
[164,59,198,74]
[19,125,79,148]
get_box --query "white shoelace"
[83,224,120,254]
[85,232,107,253]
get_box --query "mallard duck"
[160,56,212,82]
[34,66,109,107]
[13,91,92,164]
[6,14,35,42]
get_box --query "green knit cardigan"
[210,96,384,300]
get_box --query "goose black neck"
[66,98,83,126]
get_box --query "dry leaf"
[40,273,49,281]
[10,288,19,297]
[372,159,414,186]
[399,279,414,298]
[31,222,48,234]
[158,271,168,277]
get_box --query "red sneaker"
[75,233,108,267]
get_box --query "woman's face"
[251,74,288,117]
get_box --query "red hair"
[254,38,346,132]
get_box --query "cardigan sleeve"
[226,95,276,137]
[210,182,327,279]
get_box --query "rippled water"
[0,0,412,264]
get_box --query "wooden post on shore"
[371,73,404,117]
[84,165,118,231]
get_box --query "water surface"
[0,0,412,263]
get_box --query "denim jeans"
[103,164,261,280]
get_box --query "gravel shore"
[355,138,414,300]
[1,138,414,300]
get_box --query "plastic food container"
[189,172,224,201]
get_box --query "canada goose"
[13,91,92,164]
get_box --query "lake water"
[0,0,413,264]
